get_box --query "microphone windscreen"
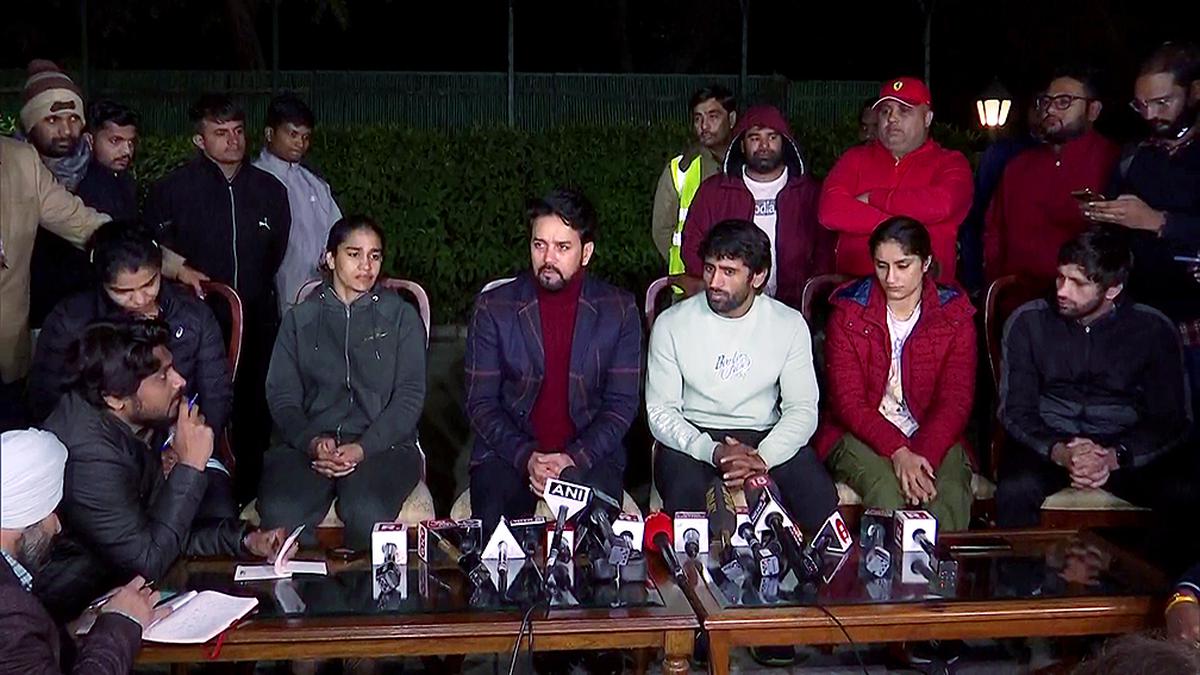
[643,512,673,552]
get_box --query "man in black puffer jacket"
[35,319,290,623]
[996,227,1197,571]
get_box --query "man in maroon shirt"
[985,66,1120,286]
[466,189,643,535]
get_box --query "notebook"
[142,590,259,643]
[76,589,258,644]
[234,524,328,581]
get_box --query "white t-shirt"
[879,303,921,437]
[742,168,787,296]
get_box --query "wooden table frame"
[684,529,1167,675]
[138,557,697,674]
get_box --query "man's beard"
[1040,115,1087,145]
[536,264,573,292]
[746,149,783,175]
[1148,101,1199,140]
[16,526,55,571]
[38,135,80,159]
[131,395,179,428]
[1057,294,1104,319]
[706,286,750,314]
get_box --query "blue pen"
[160,393,199,453]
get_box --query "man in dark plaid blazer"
[466,189,643,535]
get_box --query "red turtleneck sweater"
[530,271,583,453]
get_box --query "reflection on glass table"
[701,530,1168,609]
[163,552,665,622]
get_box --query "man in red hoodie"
[819,77,973,281]
[676,105,833,309]
[984,67,1120,286]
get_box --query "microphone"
[764,512,818,581]
[644,512,687,584]
[542,476,593,590]
[681,527,702,559]
[497,541,509,590]
[428,529,494,591]
[737,521,781,577]
[706,477,738,555]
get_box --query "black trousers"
[996,442,1200,575]
[469,455,624,539]
[654,427,839,535]
[232,317,277,505]
[258,443,422,551]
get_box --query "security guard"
[652,85,738,274]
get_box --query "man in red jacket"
[984,67,1120,286]
[675,104,833,309]
[819,77,973,281]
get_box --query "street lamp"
[975,80,1012,129]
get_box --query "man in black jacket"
[1084,42,1200,433]
[29,99,142,329]
[29,221,235,518]
[145,93,292,502]
[996,227,1194,532]
[34,319,289,622]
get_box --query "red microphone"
[644,512,686,583]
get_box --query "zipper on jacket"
[228,185,239,289]
[344,303,354,405]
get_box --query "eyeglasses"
[1129,95,1177,114]
[1035,94,1094,111]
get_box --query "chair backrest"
[644,276,672,330]
[983,275,1048,393]
[200,281,243,382]
[800,273,851,323]
[643,276,704,330]
[296,278,322,305]
[382,278,431,347]
[480,276,517,295]
[296,277,431,347]
[198,280,242,475]
[800,273,851,382]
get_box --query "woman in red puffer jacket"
[813,216,976,530]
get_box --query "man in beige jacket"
[0,136,201,430]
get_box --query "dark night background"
[3,0,1199,133]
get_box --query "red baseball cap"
[873,77,932,109]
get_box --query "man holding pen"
[34,319,292,622]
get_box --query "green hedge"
[5,112,982,323]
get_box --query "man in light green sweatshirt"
[646,219,839,534]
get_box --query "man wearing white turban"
[0,428,161,674]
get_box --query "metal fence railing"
[0,70,877,134]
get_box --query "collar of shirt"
[1,550,33,592]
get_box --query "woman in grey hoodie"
[258,215,426,550]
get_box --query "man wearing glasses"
[1083,42,1200,427]
[984,66,1119,285]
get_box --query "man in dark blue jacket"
[466,189,643,535]
[144,93,291,503]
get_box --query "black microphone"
[428,529,495,591]
[766,512,819,581]
[645,512,687,584]
[682,527,702,559]
[737,521,781,577]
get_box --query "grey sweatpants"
[257,443,422,550]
